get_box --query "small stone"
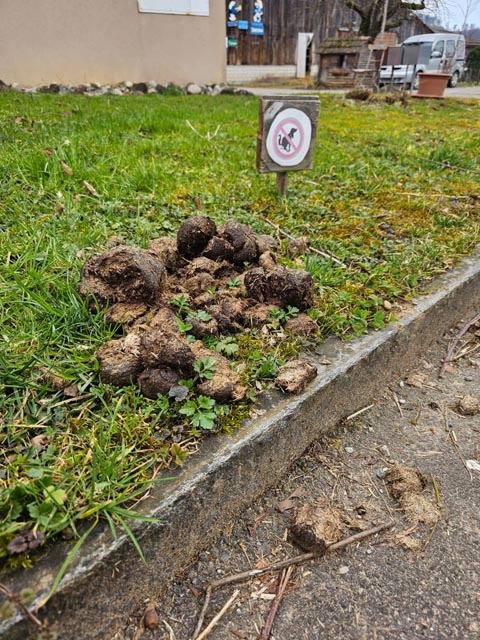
[366,548,373,555]
[376,468,388,479]
[344,446,354,454]
[378,444,391,457]
[132,82,148,94]
[338,565,349,575]
[186,82,202,95]
[464,376,473,382]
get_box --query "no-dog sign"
[266,108,312,167]
[257,96,320,174]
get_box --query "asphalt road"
[241,84,480,98]
[122,316,480,639]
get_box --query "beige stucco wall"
[0,0,226,86]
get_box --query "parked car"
[379,33,466,89]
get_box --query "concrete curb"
[2,251,480,639]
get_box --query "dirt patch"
[244,266,314,310]
[78,245,166,307]
[275,359,318,394]
[386,463,426,499]
[387,463,440,527]
[399,493,440,527]
[455,395,480,416]
[289,501,346,554]
[78,216,317,403]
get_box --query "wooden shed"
[226,0,359,82]
[317,31,370,87]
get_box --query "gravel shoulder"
[120,315,480,640]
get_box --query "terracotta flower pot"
[415,72,451,99]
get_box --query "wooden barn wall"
[393,17,434,43]
[226,0,358,65]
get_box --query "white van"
[379,33,466,88]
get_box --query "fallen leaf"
[466,459,480,473]
[443,363,456,375]
[189,586,201,599]
[83,180,98,195]
[61,160,72,176]
[63,384,79,398]
[275,487,307,512]
[31,435,49,448]
[168,385,189,402]
[144,605,158,630]
[405,373,427,388]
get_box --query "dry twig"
[0,583,49,633]
[191,585,212,640]
[191,522,393,640]
[345,404,375,422]
[186,120,221,141]
[210,521,393,591]
[393,392,404,417]
[439,312,480,377]
[265,218,346,268]
[163,618,176,639]
[448,430,473,480]
[259,566,294,640]
[194,589,240,640]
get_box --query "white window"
[138,0,209,15]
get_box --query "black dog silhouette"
[278,127,297,152]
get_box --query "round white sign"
[265,108,312,167]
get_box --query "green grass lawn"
[1,91,479,573]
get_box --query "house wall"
[0,0,226,86]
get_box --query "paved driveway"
[242,84,480,98]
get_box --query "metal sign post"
[256,96,320,196]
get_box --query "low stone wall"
[227,65,319,84]
[0,80,253,97]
